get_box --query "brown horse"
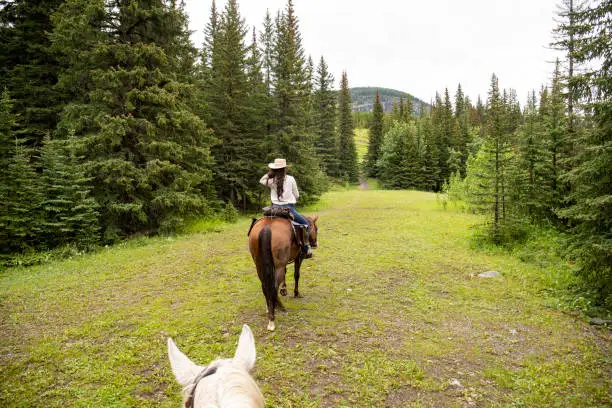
[248,215,318,331]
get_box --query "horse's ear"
[167,338,201,386]
[234,324,256,371]
[312,215,318,222]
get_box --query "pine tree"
[207,0,263,208]
[545,60,568,204]
[557,0,612,303]
[260,9,275,95]
[517,90,553,219]
[365,89,384,177]
[0,89,18,253]
[39,134,99,249]
[403,95,412,122]
[377,122,421,189]
[336,71,358,182]
[243,27,271,209]
[441,88,455,181]
[420,116,440,191]
[552,0,586,135]
[202,0,219,70]
[0,0,65,147]
[313,56,337,176]
[429,92,448,190]
[454,84,471,175]
[1,141,43,253]
[52,0,214,240]
[0,89,16,174]
[465,74,517,243]
[304,55,317,136]
[271,0,325,202]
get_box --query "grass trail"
[1,188,610,407]
[354,128,369,164]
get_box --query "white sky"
[184,0,562,105]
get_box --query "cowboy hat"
[268,158,290,169]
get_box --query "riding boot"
[302,228,313,259]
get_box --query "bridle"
[185,365,218,408]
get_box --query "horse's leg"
[275,265,287,312]
[279,266,287,296]
[294,256,303,298]
[265,285,275,331]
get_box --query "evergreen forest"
[0,0,610,308]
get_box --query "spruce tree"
[260,9,275,94]
[557,0,612,303]
[39,134,100,249]
[52,0,214,240]
[0,0,65,147]
[1,141,43,253]
[259,9,276,143]
[441,88,454,181]
[429,92,448,190]
[420,116,440,191]
[0,89,16,174]
[271,0,325,202]
[202,0,219,70]
[465,74,516,243]
[336,71,358,182]
[365,89,384,177]
[313,56,337,176]
[377,122,421,189]
[552,0,586,135]
[207,0,263,208]
[517,90,553,219]
[0,89,18,253]
[454,84,471,175]
[547,60,568,202]
[402,95,412,122]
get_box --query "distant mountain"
[350,87,429,114]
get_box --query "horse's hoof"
[280,288,287,296]
[267,321,275,331]
[294,292,303,298]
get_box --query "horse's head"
[307,215,319,248]
[167,325,264,408]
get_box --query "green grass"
[354,128,369,164]
[1,189,610,407]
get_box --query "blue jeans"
[272,203,309,234]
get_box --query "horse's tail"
[258,226,277,312]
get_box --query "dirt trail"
[358,173,369,190]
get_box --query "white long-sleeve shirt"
[260,174,299,205]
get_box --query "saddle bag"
[262,206,294,220]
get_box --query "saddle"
[262,206,294,220]
[247,207,307,249]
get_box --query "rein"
[185,365,218,408]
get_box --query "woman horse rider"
[260,158,313,259]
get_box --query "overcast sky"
[184,0,562,105]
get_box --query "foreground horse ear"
[167,338,201,386]
[234,324,257,371]
[312,215,318,222]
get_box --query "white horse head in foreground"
[167,324,264,408]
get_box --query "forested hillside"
[351,86,428,113]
